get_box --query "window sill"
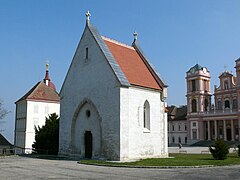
[143,128,150,133]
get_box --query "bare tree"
[0,99,9,120]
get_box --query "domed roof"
[187,64,209,73]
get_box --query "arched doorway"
[70,98,102,158]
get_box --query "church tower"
[186,64,211,114]
[186,64,211,142]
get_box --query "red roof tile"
[103,37,161,90]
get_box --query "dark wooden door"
[85,131,92,158]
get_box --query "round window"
[86,110,91,118]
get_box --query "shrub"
[238,144,240,157]
[209,139,229,160]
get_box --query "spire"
[43,62,57,91]
[44,62,50,84]
[86,10,91,24]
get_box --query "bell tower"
[186,64,211,114]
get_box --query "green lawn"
[79,153,240,167]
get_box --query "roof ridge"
[102,36,134,50]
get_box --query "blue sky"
[1,0,240,142]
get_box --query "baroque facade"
[59,12,168,161]
[186,60,240,144]
[14,64,60,154]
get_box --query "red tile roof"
[103,37,161,90]
[16,82,60,103]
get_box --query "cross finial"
[224,65,227,72]
[86,10,91,22]
[133,31,138,40]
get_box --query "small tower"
[186,64,211,114]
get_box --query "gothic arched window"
[143,100,150,130]
[192,99,197,113]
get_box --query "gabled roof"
[16,81,60,103]
[167,105,187,121]
[88,22,166,90]
[60,14,167,94]
[103,37,162,90]
[0,133,12,146]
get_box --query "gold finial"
[46,60,49,71]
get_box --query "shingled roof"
[16,81,60,103]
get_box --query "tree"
[0,99,9,132]
[0,99,9,120]
[209,139,229,160]
[32,113,59,155]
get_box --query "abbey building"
[186,59,240,144]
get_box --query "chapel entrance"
[85,131,92,158]
[226,129,231,141]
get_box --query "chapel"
[59,11,168,161]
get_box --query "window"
[204,79,207,91]
[217,101,222,110]
[185,137,187,144]
[185,125,187,131]
[204,99,208,111]
[86,110,91,118]
[34,105,38,114]
[191,80,196,92]
[191,99,197,112]
[178,137,181,143]
[143,100,150,130]
[193,130,197,140]
[225,100,230,109]
[178,124,181,131]
[45,106,49,114]
[193,122,196,127]
[233,99,238,109]
[172,125,175,131]
[86,47,88,59]
[172,137,175,143]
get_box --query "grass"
[79,153,240,167]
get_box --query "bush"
[238,144,240,157]
[209,139,229,160]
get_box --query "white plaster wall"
[59,26,121,160]
[120,87,168,161]
[25,100,60,153]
